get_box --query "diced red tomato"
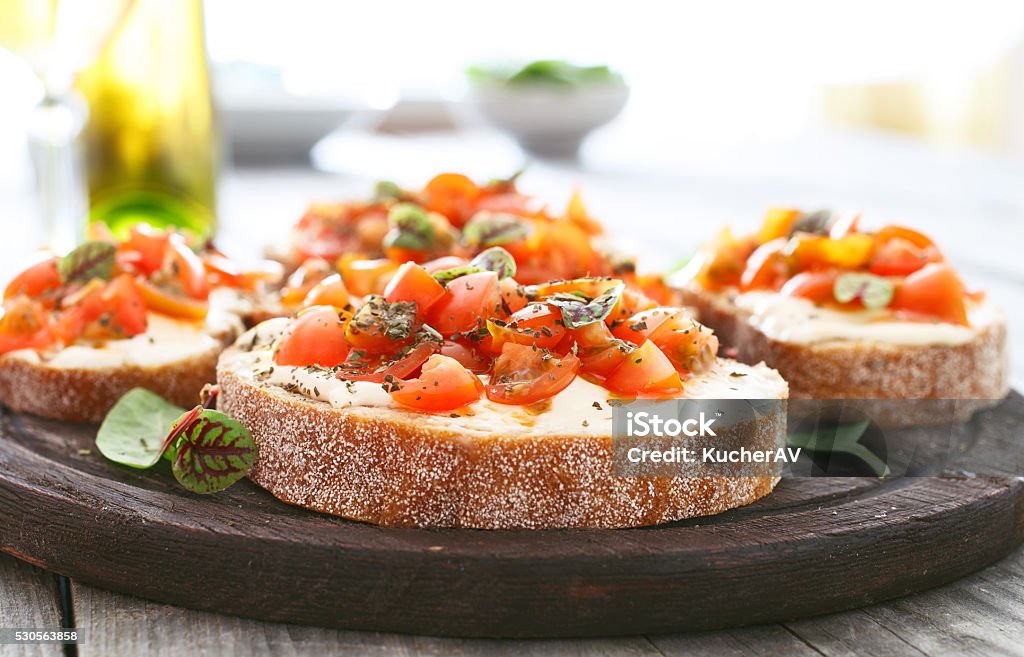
[611,307,681,344]
[568,321,634,379]
[338,341,438,383]
[485,343,580,405]
[740,238,788,291]
[603,340,683,396]
[487,303,565,353]
[426,271,501,337]
[165,239,210,300]
[302,274,352,310]
[891,263,968,326]
[345,296,418,352]
[422,173,482,227]
[280,258,334,308]
[0,296,54,353]
[274,306,351,367]
[203,253,283,291]
[439,340,492,373]
[121,224,171,275]
[136,279,209,320]
[499,277,529,314]
[780,271,838,304]
[384,262,446,316]
[56,275,148,343]
[336,255,400,297]
[389,354,483,411]
[870,227,942,277]
[4,258,61,305]
[606,287,659,328]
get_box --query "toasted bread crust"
[680,285,1009,424]
[217,362,784,529]
[0,347,220,423]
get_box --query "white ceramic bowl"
[468,81,629,159]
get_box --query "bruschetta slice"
[672,209,1009,425]
[217,260,788,529]
[0,225,283,421]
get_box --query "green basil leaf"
[386,203,435,251]
[95,388,187,468]
[462,212,532,248]
[373,180,404,202]
[57,240,116,285]
[547,283,624,329]
[432,265,484,284]
[469,246,517,279]
[171,409,257,494]
[834,273,894,309]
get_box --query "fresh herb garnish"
[547,283,624,329]
[57,240,116,285]
[169,409,257,494]
[430,247,517,284]
[373,180,404,202]
[833,273,894,310]
[385,203,435,251]
[462,212,532,248]
[96,388,187,468]
[470,246,517,279]
[95,387,257,494]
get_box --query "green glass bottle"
[78,0,218,241]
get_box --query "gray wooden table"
[1,135,1023,656]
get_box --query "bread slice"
[678,284,1009,426]
[217,320,789,529]
[0,311,242,423]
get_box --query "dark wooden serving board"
[0,395,1022,638]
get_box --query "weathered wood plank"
[783,544,1024,657]
[649,625,825,657]
[72,581,663,657]
[0,554,62,657]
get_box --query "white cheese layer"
[225,318,788,438]
[734,291,1002,347]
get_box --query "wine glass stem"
[26,92,88,252]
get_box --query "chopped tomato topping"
[603,340,683,396]
[4,258,61,306]
[388,354,483,411]
[120,224,171,275]
[426,271,501,338]
[56,275,148,343]
[891,263,968,326]
[136,279,209,320]
[0,296,54,353]
[741,238,788,291]
[869,227,942,277]
[164,239,210,300]
[274,306,351,367]
[568,321,634,379]
[345,295,419,352]
[338,340,438,383]
[439,340,492,374]
[384,262,446,316]
[280,258,334,308]
[422,173,482,227]
[302,274,352,310]
[487,303,565,353]
[485,343,580,405]
[786,233,875,271]
[336,255,400,297]
[780,271,838,305]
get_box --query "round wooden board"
[0,395,1022,638]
